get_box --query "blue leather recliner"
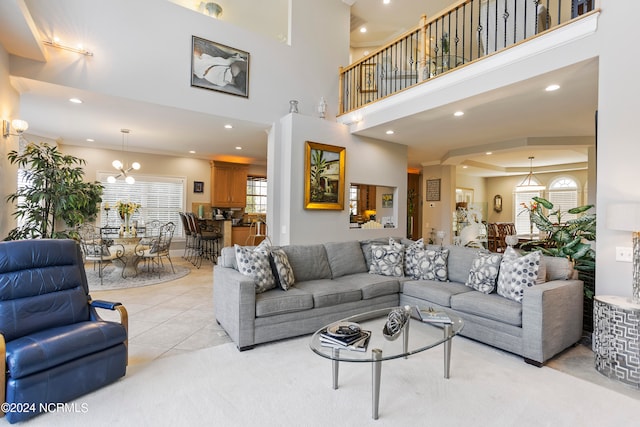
[0,239,128,423]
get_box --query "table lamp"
[607,203,640,303]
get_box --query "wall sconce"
[2,119,29,138]
[42,39,93,56]
[199,2,223,18]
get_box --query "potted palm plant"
[5,142,103,240]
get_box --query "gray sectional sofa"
[213,239,583,365]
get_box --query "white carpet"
[18,318,638,427]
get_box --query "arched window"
[547,177,579,223]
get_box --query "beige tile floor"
[90,256,232,366]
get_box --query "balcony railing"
[339,0,594,116]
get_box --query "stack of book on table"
[320,322,371,352]
[416,306,452,324]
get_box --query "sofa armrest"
[213,265,257,350]
[522,279,583,364]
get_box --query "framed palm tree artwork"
[304,141,345,210]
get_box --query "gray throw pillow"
[235,240,276,293]
[465,251,502,294]
[271,248,295,290]
[417,248,449,281]
[324,241,367,278]
[497,247,541,302]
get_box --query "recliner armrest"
[89,300,129,364]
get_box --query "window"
[98,173,186,236]
[548,177,579,223]
[246,176,267,213]
[514,190,542,235]
[349,185,358,215]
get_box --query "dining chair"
[136,222,176,278]
[77,223,125,284]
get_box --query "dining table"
[110,236,148,278]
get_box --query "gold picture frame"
[360,63,377,93]
[304,141,345,210]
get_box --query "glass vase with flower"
[115,201,141,237]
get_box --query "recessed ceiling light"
[462,165,468,169]
[360,27,367,33]
[69,98,82,104]
[189,150,196,154]
[545,84,560,92]
[385,130,394,135]
[86,138,94,142]
[486,151,493,155]
[383,0,391,4]
[235,146,242,150]
[454,111,464,117]
[224,124,233,129]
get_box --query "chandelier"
[516,156,546,192]
[107,129,140,184]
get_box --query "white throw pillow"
[404,238,424,278]
[496,247,541,303]
[465,251,502,294]
[369,239,404,277]
[235,240,276,293]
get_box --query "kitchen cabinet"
[359,185,376,211]
[231,226,265,246]
[211,161,249,208]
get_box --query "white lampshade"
[607,204,640,232]
[125,176,135,184]
[131,161,141,170]
[112,159,123,169]
[107,176,116,184]
[11,119,29,134]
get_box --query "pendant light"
[107,129,140,184]
[516,156,546,192]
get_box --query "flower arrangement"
[115,201,140,218]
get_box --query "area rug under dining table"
[84,263,190,291]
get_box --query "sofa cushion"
[417,248,449,281]
[235,241,276,293]
[323,241,368,278]
[369,239,404,277]
[451,291,523,327]
[332,272,400,300]
[255,287,313,317]
[542,255,574,280]
[443,245,480,284]
[219,246,238,269]
[294,279,362,308]
[402,280,473,308]
[282,244,332,282]
[270,248,295,290]
[497,247,541,303]
[465,252,502,294]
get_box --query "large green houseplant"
[520,196,596,333]
[5,142,103,240]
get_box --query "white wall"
[0,44,21,238]
[594,1,640,298]
[270,113,408,246]
[10,0,349,125]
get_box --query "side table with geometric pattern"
[593,295,640,389]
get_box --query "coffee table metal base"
[329,322,454,420]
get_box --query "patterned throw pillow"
[369,240,404,277]
[235,240,276,293]
[466,251,502,294]
[271,248,295,290]
[496,247,541,303]
[416,248,449,281]
[404,238,424,278]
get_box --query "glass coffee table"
[309,306,464,420]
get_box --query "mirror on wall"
[348,183,397,228]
